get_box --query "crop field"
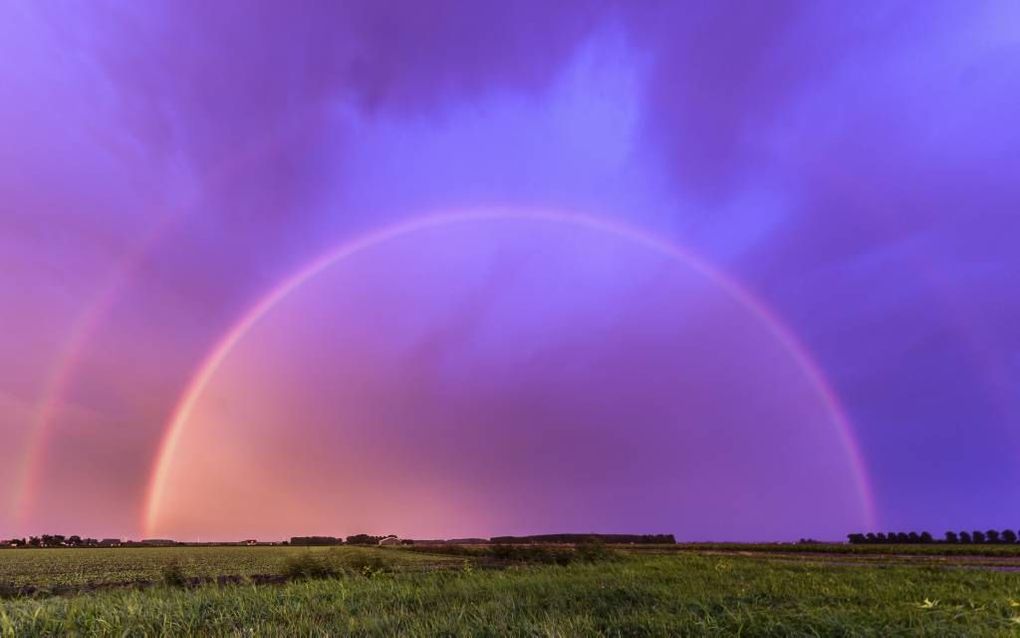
[1,545,1019,636]
[0,546,460,591]
[671,542,1020,557]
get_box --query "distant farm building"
[244,539,258,546]
[378,536,402,546]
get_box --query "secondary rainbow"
[13,125,310,526]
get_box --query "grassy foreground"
[2,551,1019,636]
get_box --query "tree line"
[3,535,113,548]
[4,532,677,548]
[490,534,676,544]
[288,534,406,546]
[2,535,400,548]
[848,530,1020,544]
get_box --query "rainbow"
[13,124,313,528]
[14,248,151,526]
[142,207,879,535]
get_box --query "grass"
[404,541,619,565]
[670,542,1020,557]
[1,549,1018,635]
[0,546,454,590]
[281,548,396,579]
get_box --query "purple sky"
[1,1,1018,541]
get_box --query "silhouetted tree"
[876,532,887,543]
[490,534,673,544]
[289,536,340,546]
[847,533,865,544]
[959,531,972,544]
[986,530,1001,544]
[907,532,920,543]
[919,531,933,544]
[944,531,958,544]
[68,535,82,546]
[1002,529,1018,544]
[972,530,986,543]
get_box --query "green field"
[1,546,1019,636]
[0,546,456,590]
[672,542,1020,557]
